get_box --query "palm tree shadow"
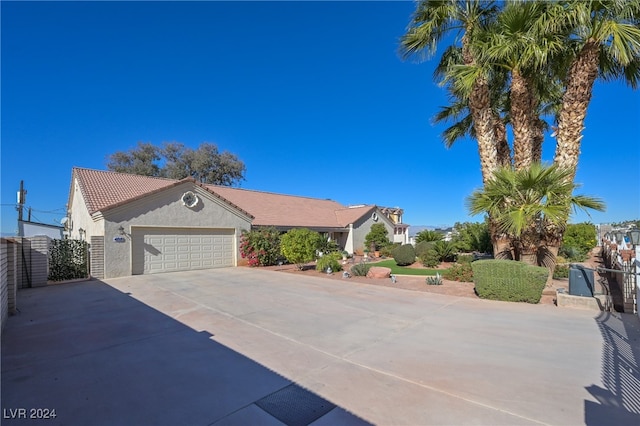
[584,312,640,424]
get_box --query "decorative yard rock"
[366,266,391,279]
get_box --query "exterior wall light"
[627,229,640,246]
[118,226,125,235]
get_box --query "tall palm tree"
[552,0,640,182]
[478,0,566,171]
[401,0,501,185]
[432,46,513,167]
[467,163,605,267]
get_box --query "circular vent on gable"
[181,191,199,208]
[372,212,378,221]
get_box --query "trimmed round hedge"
[471,259,547,303]
[393,244,416,266]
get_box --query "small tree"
[561,222,597,255]
[364,223,390,251]
[280,228,322,270]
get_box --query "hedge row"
[471,259,547,304]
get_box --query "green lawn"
[371,259,446,276]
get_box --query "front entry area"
[131,227,235,274]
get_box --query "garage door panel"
[132,228,235,275]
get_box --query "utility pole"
[17,180,27,221]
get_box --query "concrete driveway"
[3,268,640,425]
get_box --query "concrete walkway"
[3,268,640,425]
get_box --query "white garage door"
[132,228,235,275]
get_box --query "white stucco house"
[67,168,409,278]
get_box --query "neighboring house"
[18,220,64,239]
[67,168,410,278]
[379,207,409,244]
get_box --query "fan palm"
[432,46,513,167]
[552,0,640,181]
[467,163,605,267]
[401,0,501,185]
[478,0,566,170]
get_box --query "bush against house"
[280,228,322,270]
[240,227,281,267]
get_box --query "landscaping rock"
[366,266,391,279]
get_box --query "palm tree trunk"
[532,118,544,164]
[490,219,513,259]
[494,117,512,167]
[511,70,537,171]
[554,40,600,181]
[469,78,499,184]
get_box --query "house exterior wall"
[100,184,252,278]
[69,178,104,240]
[351,209,395,253]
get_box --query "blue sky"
[2,1,639,236]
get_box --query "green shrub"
[317,237,339,255]
[415,241,435,258]
[471,260,547,303]
[456,253,474,264]
[420,249,440,268]
[450,221,492,253]
[280,228,322,270]
[561,222,597,255]
[379,243,400,258]
[48,239,89,281]
[351,263,372,276]
[393,244,416,266]
[316,253,343,273]
[553,264,570,279]
[559,245,588,262]
[433,240,456,262]
[240,227,281,267]
[443,262,473,282]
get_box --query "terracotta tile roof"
[71,168,372,228]
[72,168,253,219]
[335,205,376,227]
[210,185,354,228]
[73,168,178,214]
